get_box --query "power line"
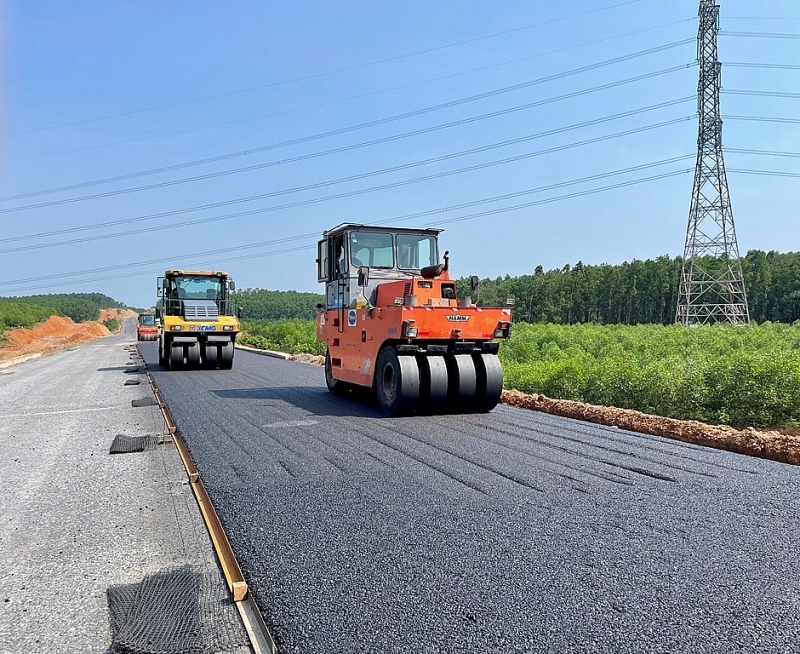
[0,116,694,254]
[725,62,800,70]
[724,115,800,124]
[723,89,800,98]
[8,0,647,137]
[721,30,800,39]
[1,162,695,293]
[726,148,800,158]
[0,95,693,217]
[10,18,696,164]
[728,169,800,178]
[9,107,794,249]
[0,40,695,206]
[5,164,792,295]
[0,155,694,286]
[725,16,800,21]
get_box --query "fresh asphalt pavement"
[0,319,248,654]
[141,342,800,654]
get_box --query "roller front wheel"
[325,350,351,395]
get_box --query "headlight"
[402,320,418,338]
[494,322,512,339]
[223,325,233,331]
[170,325,183,331]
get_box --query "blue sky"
[0,0,797,309]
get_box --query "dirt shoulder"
[0,309,137,362]
[502,390,800,467]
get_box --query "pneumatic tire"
[375,347,419,416]
[472,353,503,413]
[325,350,350,395]
[158,339,168,367]
[219,342,234,369]
[169,345,184,371]
[445,354,477,413]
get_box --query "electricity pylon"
[676,0,749,326]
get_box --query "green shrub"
[500,322,800,429]
[239,320,325,355]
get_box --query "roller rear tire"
[204,344,219,368]
[169,346,184,371]
[417,355,449,414]
[375,347,420,416]
[186,342,201,367]
[445,354,477,413]
[219,342,234,369]
[473,353,503,413]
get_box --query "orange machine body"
[137,313,159,341]
[317,263,511,388]
[137,324,159,340]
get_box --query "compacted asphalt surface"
[141,343,800,654]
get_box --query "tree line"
[5,293,128,324]
[233,250,798,325]
[457,250,800,325]
[232,288,324,321]
[0,298,60,333]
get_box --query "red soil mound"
[99,308,138,323]
[0,313,117,361]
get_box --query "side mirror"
[316,303,324,312]
[161,278,169,290]
[470,275,480,304]
[229,279,236,291]
[154,308,161,319]
[357,266,369,288]
[237,306,243,320]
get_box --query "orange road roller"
[316,224,512,415]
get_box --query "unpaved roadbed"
[0,318,248,653]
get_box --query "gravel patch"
[0,319,249,653]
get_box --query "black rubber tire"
[417,355,449,414]
[158,338,168,367]
[186,342,201,367]
[204,343,219,369]
[472,353,503,413]
[445,354,477,413]
[375,347,419,416]
[219,342,234,369]
[325,350,350,395]
[169,345,183,371]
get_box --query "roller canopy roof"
[322,224,443,238]
[163,270,230,277]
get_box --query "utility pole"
[676,0,749,326]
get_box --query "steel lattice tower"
[676,0,749,326]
